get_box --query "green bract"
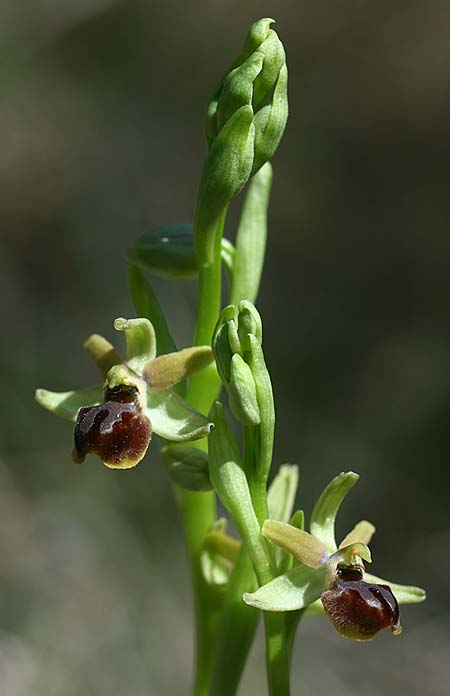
[244,471,426,626]
[36,317,214,469]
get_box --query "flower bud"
[228,354,260,426]
[205,18,288,175]
[321,576,401,641]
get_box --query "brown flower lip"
[73,387,151,468]
[321,573,401,641]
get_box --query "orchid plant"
[36,18,425,696]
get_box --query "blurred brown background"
[1,1,449,694]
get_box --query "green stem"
[264,614,292,696]
[244,425,269,527]
[181,209,227,696]
[209,549,260,696]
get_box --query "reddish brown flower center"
[73,390,151,467]
[321,576,401,641]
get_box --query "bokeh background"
[1,1,449,694]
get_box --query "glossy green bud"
[228,354,260,426]
[196,105,255,262]
[162,443,212,492]
[236,301,262,353]
[205,18,288,176]
[128,224,198,280]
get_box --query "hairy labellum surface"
[73,394,151,468]
[321,579,401,641]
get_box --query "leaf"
[128,265,176,356]
[114,317,156,372]
[268,464,299,523]
[161,443,212,491]
[364,573,426,604]
[262,520,329,569]
[35,385,103,422]
[339,520,376,549]
[230,161,272,305]
[147,389,213,441]
[128,224,198,280]
[310,471,359,554]
[243,563,327,612]
[144,346,214,391]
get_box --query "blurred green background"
[1,1,449,694]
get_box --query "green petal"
[268,464,299,524]
[310,471,359,554]
[243,564,327,612]
[143,346,214,391]
[339,520,376,549]
[147,389,213,441]
[364,573,426,604]
[35,385,103,422]
[114,317,156,372]
[83,334,123,377]
[262,520,329,569]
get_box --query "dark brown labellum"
[321,579,401,641]
[73,396,151,468]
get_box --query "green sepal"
[35,385,103,422]
[195,105,255,262]
[252,63,288,175]
[114,317,156,372]
[83,334,122,377]
[143,346,214,391]
[161,443,212,491]
[364,573,426,604]
[128,265,176,356]
[243,563,327,612]
[147,389,213,441]
[310,471,359,554]
[230,163,272,305]
[228,354,260,426]
[268,464,299,524]
[262,520,329,569]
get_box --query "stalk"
[181,209,227,696]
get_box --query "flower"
[36,317,214,469]
[243,471,425,641]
